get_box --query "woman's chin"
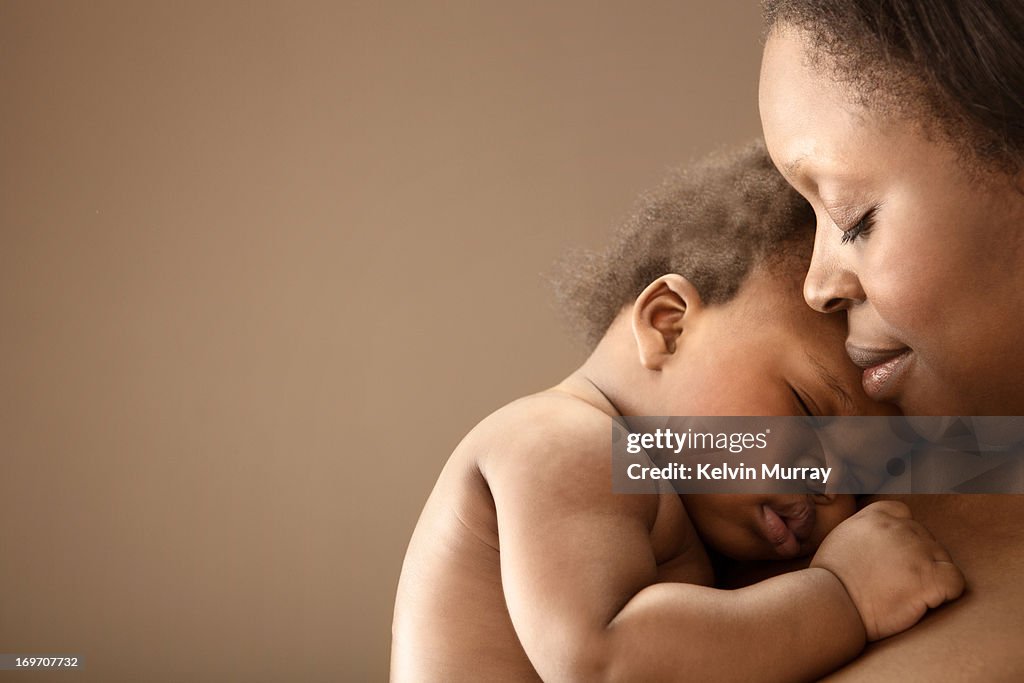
[898,381,1010,417]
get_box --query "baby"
[391,142,964,682]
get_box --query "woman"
[758,1,1024,679]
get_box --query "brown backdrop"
[0,2,764,680]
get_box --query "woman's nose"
[803,237,865,313]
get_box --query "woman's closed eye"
[840,205,879,244]
[790,386,814,416]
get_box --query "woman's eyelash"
[791,387,814,416]
[840,207,878,244]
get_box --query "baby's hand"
[810,500,965,641]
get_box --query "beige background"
[1,2,763,681]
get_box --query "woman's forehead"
[760,34,850,159]
[759,31,910,194]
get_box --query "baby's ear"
[632,274,703,370]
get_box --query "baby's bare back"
[391,393,706,682]
[390,431,541,681]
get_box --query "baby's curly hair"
[554,140,815,348]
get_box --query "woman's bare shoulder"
[827,495,1024,681]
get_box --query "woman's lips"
[846,345,914,402]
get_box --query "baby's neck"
[557,315,660,418]
[550,372,623,418]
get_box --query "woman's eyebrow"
[806,351,856,414]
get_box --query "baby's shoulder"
[468,390,613,464]
[445,390,614,487]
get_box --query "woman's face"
[758,29,1024,416]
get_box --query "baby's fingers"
[924,560,966,609]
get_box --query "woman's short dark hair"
[553,140,814,348]
[763,0,1024,172]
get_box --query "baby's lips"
[782,504,816,542]
[762,505,802,558]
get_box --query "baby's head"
[558,140,898,559]
[558,140,897,419]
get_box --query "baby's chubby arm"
[811,500,967,642]
[483,406,964,683]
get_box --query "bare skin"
[724,496,1024,681]
[823,495,1024,682]
[759,29,1024,416]
[390,391,718,683]
[759,26,1024,680]
[392,268,963,682]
